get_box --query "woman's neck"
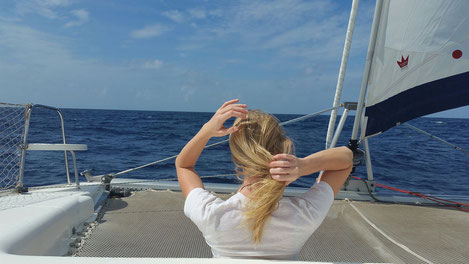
[239,177,261,196]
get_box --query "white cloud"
[142,59,163,70]
[163,10,184,23]
[0,23,215,111]
[65,9,89,27]
[224,58,244,64]
[180,85,196,102]
[42,0,72,5]
[304,66,314,75]
[15,0,73,19]
[0,23,73,64]
[176,0,340,53]
[0,15,22,23]
[228,0,335,45]
[163,8,222,24]
[130,24,170,39]
[173,0,374,67]
[208,9,223,17]
[188,8,206,19]
[0,0,378,114]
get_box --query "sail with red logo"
[362,0,469,138]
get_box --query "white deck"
[0,183,106,257]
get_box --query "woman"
[175,99,352,260]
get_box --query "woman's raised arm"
[175,99,247,198]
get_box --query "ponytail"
[229,110,294,244]
[244,176,285,244]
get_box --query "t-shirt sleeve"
[183,188,222,234]
[297,181,334,227]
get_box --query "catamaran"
[1,0,468,263]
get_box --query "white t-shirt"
[184,181,334,260]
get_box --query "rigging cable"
[403,123,469,155]
[105,105,341,178]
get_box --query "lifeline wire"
[108,106,341,178]
[98,106,469,180]
[112,173,238,186]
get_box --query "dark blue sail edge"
[364,70,469,137]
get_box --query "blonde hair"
[229,110,294,244]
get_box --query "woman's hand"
[176,99,247,198]
[269,154,303,185]
[201,99,248,138]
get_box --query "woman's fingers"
[220,99,240,109]
[202,99,247,138]
[220,126,238,136]
[218,104,248,123]
[270,154,300,182]
[220,110,247,122]
[219,104,248,116]
[220,106,248,116]
[219,100,247,116]
[272,153,294,161]
[270,167,293,175]
[217,100,247,123]
[269,160,291,168]
[216,101,247,123]
[270,155,297,170]
[271,173,297,182]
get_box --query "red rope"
[417,195,469,212]
[351,176,469,212]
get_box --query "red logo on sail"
[397,55,409,68]
[452,50,462,59]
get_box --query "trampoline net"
[75,190,469,263]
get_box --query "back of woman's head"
[229,109,294,244]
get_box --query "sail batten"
[362,0,469,138]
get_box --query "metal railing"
[0,103,87,192]
[21,105,71,185]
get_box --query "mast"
[325,0,360,149]
[350,0,384,143]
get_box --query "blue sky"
[0,0,467,117]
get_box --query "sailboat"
[1,0,468,263]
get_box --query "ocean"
[21,107,469,196]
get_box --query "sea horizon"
[11,108,467,197]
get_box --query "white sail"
[362,0,469,138]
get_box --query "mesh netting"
[75,191,469,263]
[0,103,28,190]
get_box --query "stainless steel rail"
[18,104,87,189]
